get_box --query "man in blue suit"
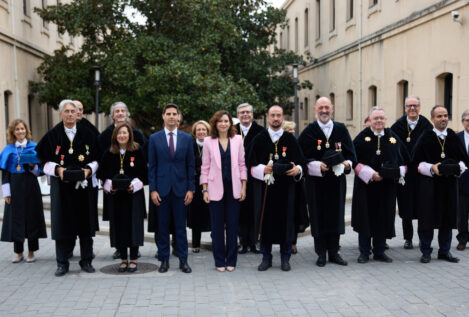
[456,109,469,251]
[148,103,195,273]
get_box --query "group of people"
[1,95,468,276]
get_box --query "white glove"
[75,179,88,189]
[398,176,405,186]
[264,173,275,185]
[332,164,345,177]
[460,161,467,175]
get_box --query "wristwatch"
[201,189,208,193]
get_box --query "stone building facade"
[279,0,469,135]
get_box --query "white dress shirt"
[371,129,385,137]
[15,139,27,148]
[164,127,178,150]
[268,128,284,143]
[317,120,333,138]
[464,130,469,152]
[240,123,252,137]
[407,116,419,130]
[433,127,447,139]
[64,125,77,142]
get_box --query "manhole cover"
[100,262,158,275]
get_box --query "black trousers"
[119,246,139,260]
[457,194,469,244]
[13,239,39,254]
[56,236,93,267]
[402,218,414,241]
[314,234,340,256]
[192,229,202,248]
[419,228,452,255]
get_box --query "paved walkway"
[1,216,469,317]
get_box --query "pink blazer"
[200,135,247,201]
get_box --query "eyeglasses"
[463,119,469,123]
[238,111,252,115]
[405,104,420,108]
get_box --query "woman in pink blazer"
[200,110,247,272]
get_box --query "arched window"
[304,9,309,47]
[346,90,353,120]
[368,85,377,109]
[397,80,408,115]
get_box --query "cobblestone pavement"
[1,216,469,317]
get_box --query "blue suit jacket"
[148,129,195,197]
[457,131,469,196]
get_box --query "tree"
[31,0,312,132]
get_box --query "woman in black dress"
[187,120,211,252]
[98,123,147,272]
[0,119,46,263]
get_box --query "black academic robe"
[1,167,47,243]
[79,118,100,137]
[98,148,148,248]
[35,122,100,240]
[98,123,147,221]
[351,128,407,239]
[391,115,433,220]
[412,129,469,231]
[235,121,266,229]
[187,142,211,232]
[248,130,307,245]
[298,121,357,237]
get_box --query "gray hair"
[58,99,78,113]
[462,109,469,121]
[405,95,421,105]
[237,103,253,114]
[369,106,386,117]
[109,101,131,120]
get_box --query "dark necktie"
[169,132,175,158]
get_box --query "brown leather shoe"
[456,242,466,251]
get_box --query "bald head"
[314,97,334,124]
[267,105,284,131]
[74,100,84,120]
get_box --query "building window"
[304,9,309,47]
[436,73,453,119]
[397,80,408,116]
[315,0,321,40]
[304,97,309,120]
[347,0,354,21]
[42,0,49,29]
[4,91,11,133]
[369,85,377,109]
[346,90,353,120]
[369,0,378,8]
[294,18,298,52]
[329,92,335,105]
[23,0,31,16]
[329,0,336,32]
[279,32,283,49]
[286,25,290,51]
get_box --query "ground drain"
[100,262,158,275]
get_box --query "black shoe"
[112,250,121,260]
[373,253,393,263]
[357,253,369,263]
[258,259,272,271]
[316,254,326,267]
[67,252,73,259]
[159,260,169,273]
[250,245,261,254]
[118,261,128,273]
[127,261,138,273]
[404,240,413,249]
[281,259,291,271]
[420,254,431,263]
[437,252,460,263]
[238,245,248,254]
[179,261,192,273]
[54,265,68,277]
[80,261,96,273]
[329,253,348,266]
[385,243,390,250]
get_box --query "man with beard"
[298,97,356,267]
[235,103,265,254]
[391,96,432,249]
[412,105,468,263]
[249,105,306,271]
[98,101,146,259]
[352,107,407,263]
[36,100,100,276]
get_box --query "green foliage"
[31,0,312,132]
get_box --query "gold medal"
[441,152,446,159]
[365,136,371,142]
[389,137,396,144]
[85,145,90,156]
[78,154,85,162]
[130,162,134,167]
[68,148,73,154]
[119,168,124,174]
[274,154,279,160]
[317,145,321,150]
[16,165,21,171]
[376,150,381,156]
[325,142,330,149]
[406,137,411,143]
